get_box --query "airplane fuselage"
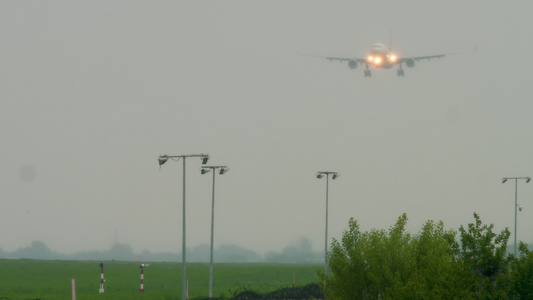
[366,43,398,69]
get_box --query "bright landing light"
[388,54,397,62]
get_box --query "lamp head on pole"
[158,155,169,166]
[201,154,210,165]
[201,166,229,175]
[502,177,531,183]
[317,171,339,179]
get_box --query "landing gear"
[397,68,404,77]
[397,63,404,77]
[363,64,371,78]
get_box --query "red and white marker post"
[99,263,105,293]
[140,264,145,293]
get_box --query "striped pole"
[140,264,145,293]
[99,263,104,293]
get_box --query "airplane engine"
[348,60,358,69]
[405,58,415,68]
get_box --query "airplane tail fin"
[389,30,392,51]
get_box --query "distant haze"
[0,239,322,263]
[2,1,533,256]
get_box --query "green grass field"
[0,259,322,300]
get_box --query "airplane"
[300,41,470,77]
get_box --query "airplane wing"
[322,56,366,64]
[297,52,365,63]
[397,49,474,68]
[299,52,450,68]
[298,46,476,77]
[401,47,476,62]
[401,54,445,62]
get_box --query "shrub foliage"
[321,213,533,299]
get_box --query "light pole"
[316,171,339,276]
[502,176,530,256]
[201,166,229,299]
[159,153,209,300]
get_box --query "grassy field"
[0,259,322,300]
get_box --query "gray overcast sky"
[2,1,533,256]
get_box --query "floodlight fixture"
[502,178,508,183]
[317,171,338,180]
[527,177,531,183]
[158,155,169,166]
[201,166,229,175]
[202,154,210,165]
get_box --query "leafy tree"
[323,214,517,300]
[368,214,414,297]
[510,242,533,299]
[458,213,512,298]
[321,213,523,299]
[388,220,472,300]
[321,216,369,299]
[322,214,419,299]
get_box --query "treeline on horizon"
[0,238,323,263]
[3,214,533,264]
